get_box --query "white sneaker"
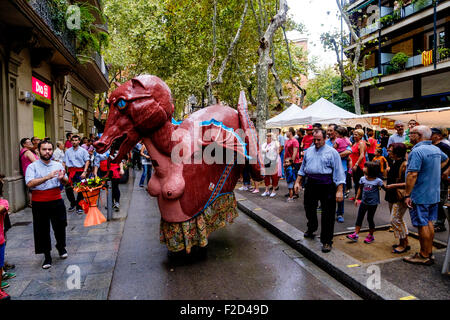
[269,192,276,198]
[261,191,269,197]
[238,186,249,191]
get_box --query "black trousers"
[304,182,337,245]
[355,203,377,229]
[99,170,120,203]
[32,199,67,254]
[65,171,84,210]
[352,166,364,196]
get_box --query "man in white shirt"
[52,141,65,163]
[26,140,69,269]
[387,121,406,148]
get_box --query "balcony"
[360,45,450,81]
[28,0,77,58]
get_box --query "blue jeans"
[139,164,152,186]
[280,149,285,178]
[336,184,345,216]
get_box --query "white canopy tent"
[266,104,305,128]
[288,98,357,125]
[334,106,450,129]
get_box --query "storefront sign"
[388,120,395,129]
[371,117,380,126]
[32,77,51,103]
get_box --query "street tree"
[320,0,363,115]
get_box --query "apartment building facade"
[343,0,450,113]
[0,0,109,211]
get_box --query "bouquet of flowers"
[74,176,108,227]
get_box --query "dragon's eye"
[116,99,127,109]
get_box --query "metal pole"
[106,179,113,221]
[340,0,344,92]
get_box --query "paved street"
[3,170,361,300]
[108,172,359,300]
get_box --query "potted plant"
[390,52,409,71]
[438,47,450,60]
[379,14,393,27]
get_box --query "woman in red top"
[350,129,367,200]
[366,130,377,161]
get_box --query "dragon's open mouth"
[109,135,127,161]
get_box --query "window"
[426,28,445,50]
[72,105,86,135]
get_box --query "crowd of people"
[0,132,155,300]
[242,120,450,262]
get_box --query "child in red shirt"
[0,174,11,300]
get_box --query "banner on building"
[380,118,388,128]
[422,50,433,67]
[388,120,396,129]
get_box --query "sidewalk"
[236,182,450,300]
[2,172,135,300]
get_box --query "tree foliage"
[101,0,309,120]
[305,67,354,112]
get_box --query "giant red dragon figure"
[94,75,263,254]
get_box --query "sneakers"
[2,272,16,281]
[403,252,434,266]
[269,192,276,198]
[364,234,375,244]
[0,290,10,301]
[76,209,84,215]
[287,197,294,203]
[251,189,259,194]
[1,281,9,289]
[238,186,249,191]
[261,191,270,197]
[139,184,144,188]
[346,232,359,242]
[68,206,76,212]
[336,216,344,223]
[349,197,355,201]
[113,202,120,211]
[42,255,52,269]
[322,244,332,253]
[57,247,68,259]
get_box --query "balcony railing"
[29,0,77,58]
[93,52,109,82]
[356,0,438,38]
[360,45,450,81]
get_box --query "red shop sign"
[32,77,51,102]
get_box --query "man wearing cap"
[26,141,69,269]
[403,125,449,265]
[431,127,450,232]
[387,121,406,148]
[294,129,345,253]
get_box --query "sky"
[286,0,343,70]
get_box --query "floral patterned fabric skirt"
[159,193,238,253]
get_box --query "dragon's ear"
[131,78,145,90]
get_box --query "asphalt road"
[108,176,360,300]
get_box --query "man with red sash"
[25,141,69,269]
[63,135,90,214]
[93,150,124,211]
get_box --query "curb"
[237,196,418,300]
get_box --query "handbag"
[395,161,407,201]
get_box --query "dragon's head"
[94,75,174,162]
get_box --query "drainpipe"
[378,0,382,82]
[434,0,438,69]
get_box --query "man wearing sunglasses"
[403,125,450,266]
